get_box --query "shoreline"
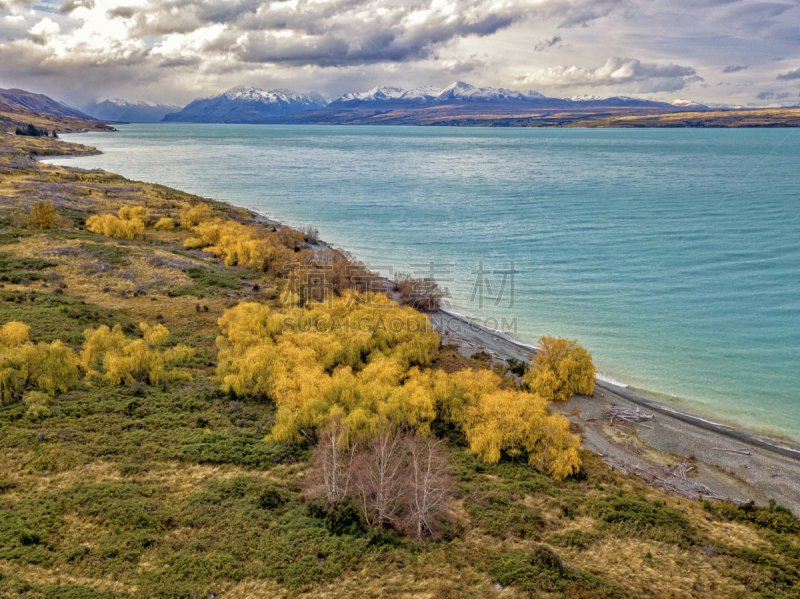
[435,307,800,460]
[431,308,800,512]
[44,132,800,513]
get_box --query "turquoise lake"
[48,124,800,441]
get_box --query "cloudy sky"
[1,0,799,108]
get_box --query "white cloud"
[27,16,59,44]
[515,57,702,92]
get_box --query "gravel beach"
[429,308,800,515]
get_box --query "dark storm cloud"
[0,0,36,10]
[59,0,94,14]
[777,67,800,80]
[104,0,621,67]
[534,35,562,52]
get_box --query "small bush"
[153,217,175,231]
[258,485,287,510]
[18,530,41,546]
[551,528,600,549]
[28,199,59,229]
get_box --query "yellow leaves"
[85,205,154,240]
[0,321,31,346]
[216,302,276,352]
[461,389,548,464]
[140,322,169,346]
[81,323,194,386]
[153,217,175,230]
[27,199,58,229]
[0,322,80,403]
[523,336,596,402]
[215,300,584,481]
[179,202,212,228]
[86,211,146,240]
[458,387,582,479]
[118,205,149,222]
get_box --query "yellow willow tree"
[214,298,584,481]
[81,323,194,385]
[86,205,148,240]
[450,385,582,479]
[0,321,79,404]
[215,296,440,444]
[523,336,595,402]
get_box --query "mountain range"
[161,81,704,124]
[2,83,733,129]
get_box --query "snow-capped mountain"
[153,81,705,124]
[563,95,676,108]
[435,81,546,102]
[162,87,328,123]
[84,99,183,122]
[669,99,707,108]
[335,86,405,102]
[330,81,548,106]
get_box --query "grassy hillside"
[1,132,799,599]
[0,103,113,135]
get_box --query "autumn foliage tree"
[215,295,440,444]
[86,205,148,239]
[0,321,79,404]
[216,296,583,481]
[81,323,195,385]
[523,336,595,402]
[28,199,59,229]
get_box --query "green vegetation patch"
[170,265,251,297]
[178,431,292,469]
[592,493,697,547]
[79,242,131,267]
[0,290,133,345]
[705,499,800,535]
[0,252,55,283]
[717,543,800,598]
[484,547,631,598]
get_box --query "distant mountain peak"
[669,98,706,108]
[83,98,183,122]
[162,87,327,123]
[331,82,547,106]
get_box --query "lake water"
[47,124,800,441]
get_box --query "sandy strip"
[429,309,800,514]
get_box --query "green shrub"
[485,548,629,598]
[550,528,601,550]
[593,493,696,547]
[177,432,288,469]
[18,530,41,546]
[705,500,800,535]
[257,485,286,510]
